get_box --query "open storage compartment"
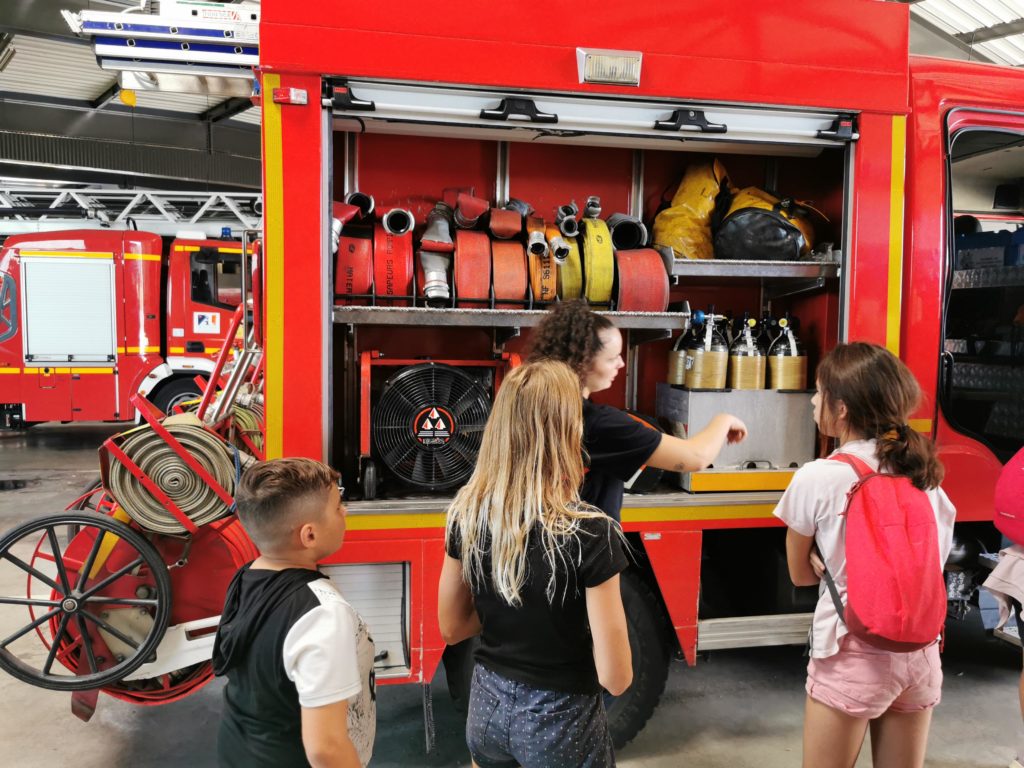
[326,78,851,499]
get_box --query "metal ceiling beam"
[199,97,253,123]
[90,82,121,111]
[0,97,259,188]
[955,18,1024,46]
[0,0,109,44]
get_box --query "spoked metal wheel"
[66,476,113,515]
[0,512,172,691]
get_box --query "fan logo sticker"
[414,406,454,446]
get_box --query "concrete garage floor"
[0,424,1022,767]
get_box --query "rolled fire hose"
[373,223,414,306]
[491,240,528,309]
[454,230,492,308]
[557,236,583,301]
[615,248,670,312]
[334,226,373,305]
[109,414,249,535]
[489,208,522,240]
[527,216,556,304]
[579,218,614,307]
[229,403,264,454]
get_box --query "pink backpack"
[821,453,947,652]
[994,448,1024,545]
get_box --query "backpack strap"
[819,452,876,625]
[820,565,846,624]
[830,452,876,480]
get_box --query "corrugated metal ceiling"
[912,0,1024,66]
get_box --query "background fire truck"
[0,0,1021,753]
[0,190,262,426]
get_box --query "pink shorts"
[806,634,942,720]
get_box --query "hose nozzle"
[344,191,375,218]
[607,213,649,250]
[381,208,414,237]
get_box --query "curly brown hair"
[528,300,615,379]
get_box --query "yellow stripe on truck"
[263,72,285,459]
[886,115,907,356]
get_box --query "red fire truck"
[0,0,1021,751]
[0,228,248,426]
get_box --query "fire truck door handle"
[186,341,206,354]
[480,98,557,124]
[654,109,727,134]
[940,350,955,401]
[323,84,375,112]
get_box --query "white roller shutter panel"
[21,258,117,363]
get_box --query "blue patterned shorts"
[466,663,615,768]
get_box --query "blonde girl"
[438,359,631,768]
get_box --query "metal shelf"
[345,488,783,515]
[666,257,840,280]
[951,265,1024,290]
[332,306,691,331]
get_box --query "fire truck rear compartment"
[329,106,848,498]
[327,92,850,684]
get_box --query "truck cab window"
[945,128,1024,460]
[190,250,242,310]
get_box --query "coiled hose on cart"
[229,403,264,454]
[109,415,245,534]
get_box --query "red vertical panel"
[272,73,328,459]
[640,531,702,666]
[847,112,894,345]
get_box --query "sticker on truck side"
[193,312,221,334]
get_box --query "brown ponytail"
[528,300,614,380]
[817,343,944,490]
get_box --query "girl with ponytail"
[774,342,956,768]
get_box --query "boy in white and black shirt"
[213,458,375,768]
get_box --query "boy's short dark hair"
[235,458,339,552]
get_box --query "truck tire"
[150,377,204,415]
[605,569,672,750]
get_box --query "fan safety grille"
[372,363,491,490]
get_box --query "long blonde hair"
[446,359,606,606]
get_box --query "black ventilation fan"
[372,363,491,491]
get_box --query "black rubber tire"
[0,511,172,691]
[150,377,204,415]
[605,570,672,750]
[361,459,378,501]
